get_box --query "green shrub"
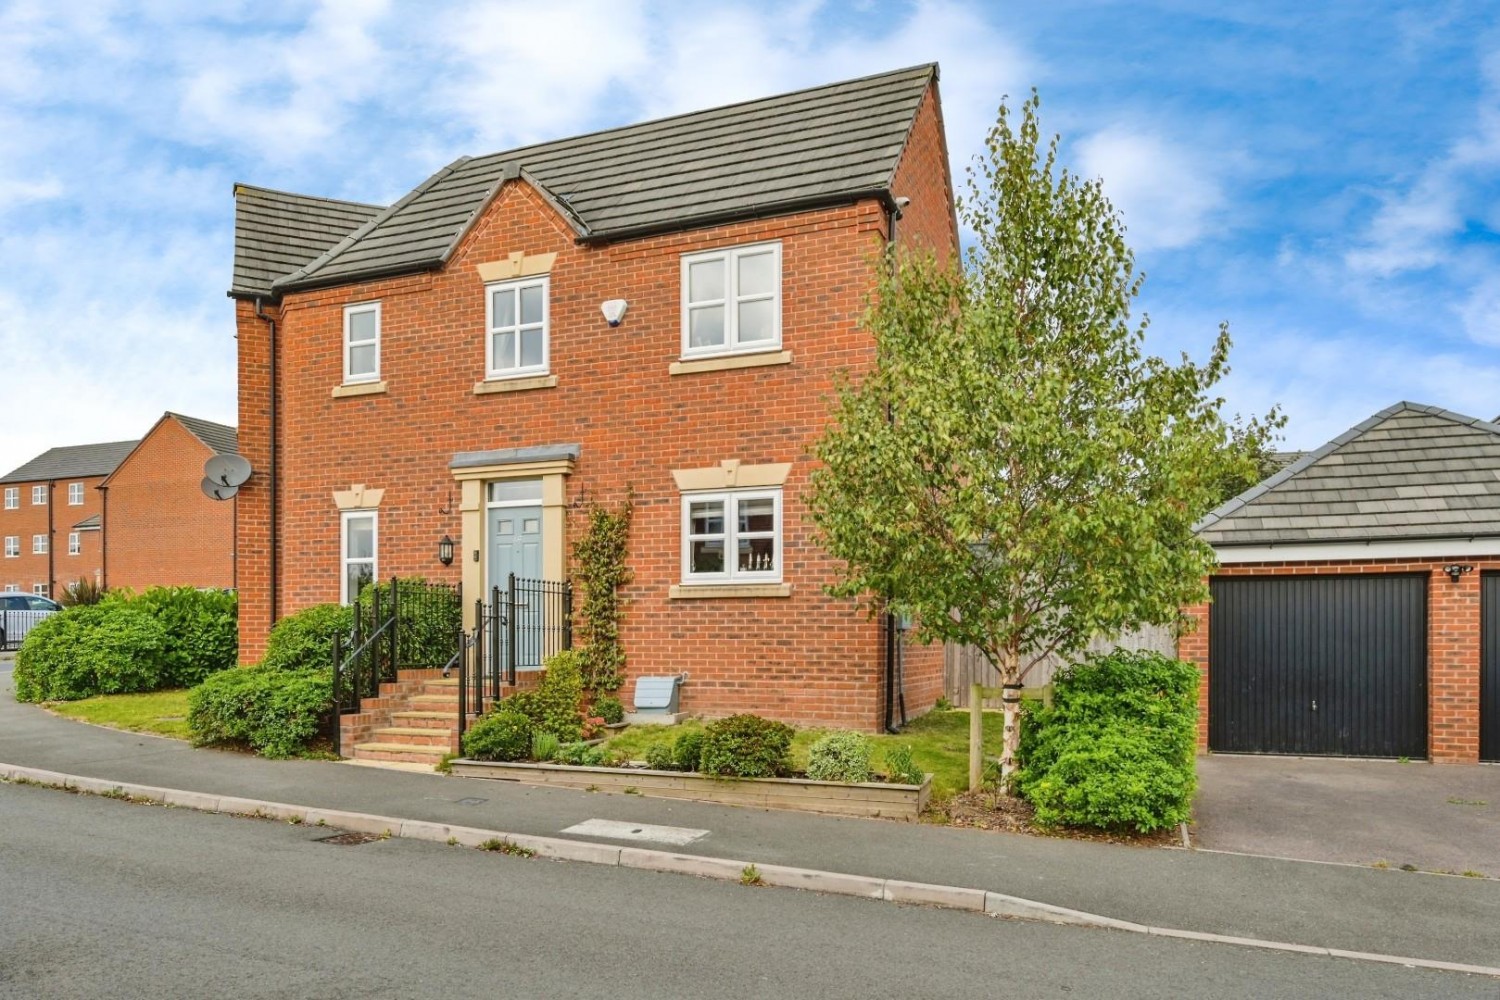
[806,730,874,783]
[1014,650,1198,833]
[116,587,238,687]
[187,667,332,758]
[261,604,353,672]
[882,743,925,785]
[643,743,674,770]
[531,730,561,762]
[462,711,532,762]
[554,741,610,767]
[503,651,585,742]
[699,714,794,778]
[58,577,107,607]
[357,577,461,668]
[14,604,169,702]
[672,729,706,772]
[594,694,624,726]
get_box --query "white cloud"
[1074,126,1227,252]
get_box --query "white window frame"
[3,537,17,558]
[680,241,782,359]
[32,583,47,596]
[2,584,17,592]
[3,488,16,509]
[484,276,550,379]
[343,301,382,385]
[680,488,783,585]
[32,534,47,555]
[68,482,84,505]
[340,510,378,605]
[31,485,46,505]
[68,532,81,556]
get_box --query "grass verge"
[45,689,193,740]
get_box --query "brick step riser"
[372,732,454,748]
[390,715,458,730]
[351,749,450,765]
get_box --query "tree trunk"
[998,645,1022,783]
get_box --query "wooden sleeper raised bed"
[449,760,932,821]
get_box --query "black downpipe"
[46,481,55,597]
[254,298,279,624]
[881,196,905,735]
[99,487,108,590]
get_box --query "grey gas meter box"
[633,675,684,715]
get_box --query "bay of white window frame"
[33,583,47,596]
[68,532,81,555]
[32,534,47,555]
[68,482,84,505]
[3,537,17,558]
[31,485,46,505]
[485,276,550,379]
[343,301,382,385]
[340,510,378,605]
[3,488,16,509]
[679,488,782,585]
[679,241,782,359]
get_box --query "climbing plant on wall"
[573,494,632,693]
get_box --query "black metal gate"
[1481,574,1500,762]
[455,575,571,744]
[1209,574,1427,758]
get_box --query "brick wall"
[1180,557,1489,763]
[234,82,955,730]
[0,477,105,597]
[104,417,236,591]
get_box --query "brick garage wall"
[0,477,106,597]
[234,85,956,731]
[1180,557,1488,763]
[105,418,235,591]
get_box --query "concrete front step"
[350,742,450,765]
[409,695,460,710]
[391,711,456,729]
[372,727,454,747]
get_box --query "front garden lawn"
[46,689,193,740]
[602,709,1006,802]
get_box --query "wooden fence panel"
[943,624,1178,708]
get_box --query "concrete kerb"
[2,760,1498,981]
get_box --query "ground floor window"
[681,488,781,584]
[341,510,377,604]
[32,583,47,596]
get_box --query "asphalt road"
[0,783,1492,999]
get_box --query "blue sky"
[1,0,1497,475]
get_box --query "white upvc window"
[32,534,47,555]
[681,241,782,358]
[485,276,549,378]
[680,488,782,585]
[3,488,16,509]
[31,485,46,505]
[68,482,84,505]
[68,532,81,556]
[3,537,17,558]
[32,583,47,596]
[341,510,377,605]
[2,584,16,592]
[343,301,381,384]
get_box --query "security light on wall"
[1444,563,1474,583]
[600,299,628,327]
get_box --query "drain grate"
[455,797,487,806]
[316,831,383,846]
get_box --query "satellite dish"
[201,477,238,502]
[204,453,252,488]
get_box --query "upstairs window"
[681,242,781,358]
[3,537,17,558]
[31,485,46,505]
[681,489,782,585]
[3,488,16,509]
[68,482,84,505]
[486,276,549,378]
[343,302,381,384]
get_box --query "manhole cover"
[316,831,383,846]
[455,797,487,806]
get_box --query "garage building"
[1181,402,1500,763]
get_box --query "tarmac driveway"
[1194,753,1500,876]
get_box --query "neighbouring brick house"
[229,64,957,739]
[1182,402,1500,764]
[99,412,239,592]
[0,440,137,598]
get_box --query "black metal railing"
[455,574,572,747]
[330,578,462,724]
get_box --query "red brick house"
[0,440,136,599]
[229,64,958,737]
[1182,402,1500,764]
[99,412,239,592]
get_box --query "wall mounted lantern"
[438,534,455,567]
[1443,563,1474,583]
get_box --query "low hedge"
[261,604,353,672]
[806,730,873,783]
[1014,650,1198,833]
[356,577,461,669]
[699,714,793,778]
[187,667,332,758]
[13,604,169,702]
[462,710,532,762]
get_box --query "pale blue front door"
[488,503,543,670]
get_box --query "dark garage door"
[1481,574,1500,762]
[1209,575,1427,758]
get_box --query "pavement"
[1,663,1498,971]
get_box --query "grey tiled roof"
[73,514,101,530]
[171,413,238,457]
[0,440,140,484]
[236,64,935,296]
[1197,402,1500,546]
[231,185,383,297]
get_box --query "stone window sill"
[331,381,387,398]
[473,374,559,395]
[669,351,792,376]
[668,583,792,599]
